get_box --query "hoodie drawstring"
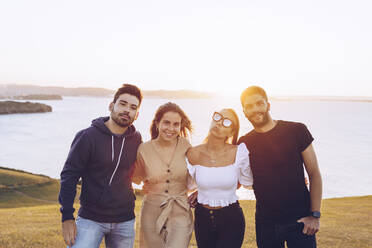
[109,136,126,186]
[111,136,114,162]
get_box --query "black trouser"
[255,217,316,248]
[194,202,245,248]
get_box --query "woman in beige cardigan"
[132,102,194,248]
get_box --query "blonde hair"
[204,108,240,145]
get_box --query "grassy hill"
[0,167,79,208]
[0,167,371,248]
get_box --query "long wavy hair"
[204,108,240,145]
[150,102,193,140]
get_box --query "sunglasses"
[212,112,233,128]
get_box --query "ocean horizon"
[1,96,371,200]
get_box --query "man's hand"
[62,219,77,247]
[297,216,320,235]
[188,191,198,208]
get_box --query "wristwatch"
[311,211,321,218]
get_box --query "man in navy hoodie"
[59,84,143,248]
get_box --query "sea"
[1,96,371,200]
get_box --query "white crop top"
[187,143,253,207]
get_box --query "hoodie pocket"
[99,184,135,208]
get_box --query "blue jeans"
[255,218,316,248]
[68,216,135,248]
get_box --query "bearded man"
[238,86,323,248]
[59,84,142,248]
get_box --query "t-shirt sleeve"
[297,123,314,152]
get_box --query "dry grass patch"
[0,196,371,248]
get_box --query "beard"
[247,110,270,128]
[111,111,134,127]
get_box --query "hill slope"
[0,167,79,208]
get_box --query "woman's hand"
[188,191,198,208]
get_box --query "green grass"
[0,167,80,208]
[0,168,371,247]
[0,167,51,188]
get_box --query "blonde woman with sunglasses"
[186,109,253,248]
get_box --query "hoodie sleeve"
[58,129,91,222]
[132,144,146,185]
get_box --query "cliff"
[0,101,52,114]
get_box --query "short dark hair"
[113,84,143,106]
[150,102,192,139]
[240,86,268,104]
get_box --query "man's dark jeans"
[255,218,316,248]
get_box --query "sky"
[0,0,371,96]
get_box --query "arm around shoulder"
[185,146,198,188]
[237,143,253,188]
[186,146,199,164]
[132,144,147,185]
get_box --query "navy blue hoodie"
[58,117,142,223]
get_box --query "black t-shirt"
[238,120,314,222]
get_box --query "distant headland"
[11,94,63,100]
[1,84,371,102]
[0,84,216,99]
[0,101,52,114]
